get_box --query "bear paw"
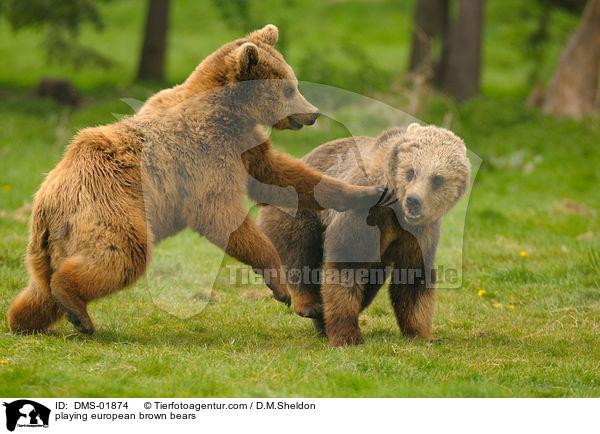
[328,328,364,347]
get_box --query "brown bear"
[258,124,471,346]
[7,25,388,335]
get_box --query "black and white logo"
[3,400,50,432]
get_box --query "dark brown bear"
[7,25,387,335]
[258,124,471,346]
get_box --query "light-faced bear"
[258,124,471,346]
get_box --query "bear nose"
[405,194,422,212]
[312,109,321,122]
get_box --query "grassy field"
[1,0,599,397]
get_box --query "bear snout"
[289,110,320,126]
[405,194,422,213]
[403,194,425,223]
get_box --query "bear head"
[188,24,320,130]
[380,123,471,226]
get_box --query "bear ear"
[237,42,259,72]
[250,24,279,46]
[407,122,421,132]
[376,127,404,147]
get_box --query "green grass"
[1,0,600,397]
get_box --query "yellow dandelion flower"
[494,303,503,308]
[478,290,486,297]
[0,360,8,365]
[520,251,527,257]
[510,296,515,301]
[507,304,515,309]
[2,185,11,193]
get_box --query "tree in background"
[438,0,485,101]
[136,0,171,82]
[409,0,448,76]
[408,0,485,101]
[531,0,600,118]
[0,0,111,68]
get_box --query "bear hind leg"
[311,317,326,336]
[49,252,146,335]
[321,264,365,346]
[50,261,95,335]
[292,291,323,319]
[7,281,63,334]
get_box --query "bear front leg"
[192,205,291,306]
[389,281,435,340]
[386,222,440,340]
[226,216,292,306]
[243,143,387,211]
[321,263,365,346]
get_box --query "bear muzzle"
[289,110,320,127]
[276,110,321,130]
[403,193,424,223]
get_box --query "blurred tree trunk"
[137,0,170,82]
[438,0,485,101]
[535,0,600,118]
[409,0,449,75]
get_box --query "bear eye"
[406,169,415,181]
[284,87,295,98]
[432,175,444,188]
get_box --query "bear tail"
[7,213,62,334]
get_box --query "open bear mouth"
[404,213,423,223]
[287,116,303,130]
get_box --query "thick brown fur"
[7,25,386,335]
[258,124,471,346]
